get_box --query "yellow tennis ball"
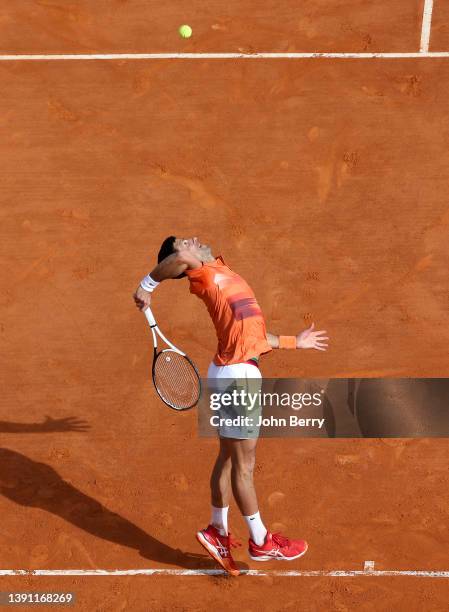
[179,24,192,39]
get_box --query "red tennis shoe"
[196,525,241,576]
[248,531,308,561]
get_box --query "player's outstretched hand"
[133,286,152,311]
[296,323,329,351]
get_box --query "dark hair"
[157,235,186,279]
[157,236,177,263]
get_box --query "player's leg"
[227,437,268,544]
[228,438,308,562]
[196,363,241,576]
[209,437,232,535]
[196,439,240,576]
[228,437,258,514]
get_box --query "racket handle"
[144,307,156,327]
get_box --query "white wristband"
[140,274,160,293]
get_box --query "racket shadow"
[0,448,218,570]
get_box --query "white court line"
[420,0,435,53]
[1,569,449,578]
[0,52,448,61]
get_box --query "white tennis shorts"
[207,361,263,439]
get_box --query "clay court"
[1,1,449,609]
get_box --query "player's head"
[175,236,213,261]
[158,236,213,262]
[158,236,213,278]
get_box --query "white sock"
[244,511,267,545]
[211,505,229,536]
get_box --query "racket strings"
[153,350,200,410]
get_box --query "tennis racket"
[144,307,201,410]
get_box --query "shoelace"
[271,533,290,548]
[216,534,241,558]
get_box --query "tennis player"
[134,236,329,576]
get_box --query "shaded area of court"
[0,448,213,570]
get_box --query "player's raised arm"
[133,236,214,312]
[133,250,201,311]
[267,323,329,351]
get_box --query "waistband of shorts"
[244,359,260,368]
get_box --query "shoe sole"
[249,542,308,562]
[196,531,240,577]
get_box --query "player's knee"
[233,453,256,478]
[232,465,253,484]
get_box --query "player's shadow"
[0,416,90,433]
[0,447,234,571]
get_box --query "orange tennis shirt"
[186,256,272,366]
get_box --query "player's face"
[175,236,212,261]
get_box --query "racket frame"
[144,307,184,355]
[144,307,201,410]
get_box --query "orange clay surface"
[1,1,449,610]
[432,0,449,51]
[0,0,423,54]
